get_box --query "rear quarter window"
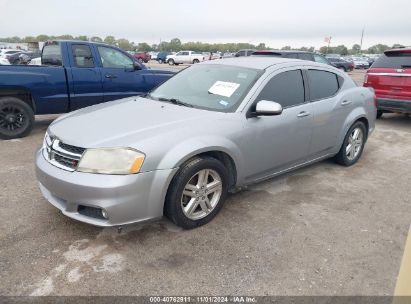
[308,70,340,101]
[372,52,411,68]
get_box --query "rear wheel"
[193,59,200,64]
[334,121,366,166]
[0,97,34,140]
[376,110,383,119]
[158,59,163,64]
[165,156,228,229]
[168,59,175,65]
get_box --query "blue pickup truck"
[0,40,175,139]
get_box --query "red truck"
[364,48,411,118]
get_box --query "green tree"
[75,36,88,41]
[281,46,291,50]
[117,38,134,51]
[351,44,361,54]
[90,36,103,42]
[36,35,49,42]
[104,36,116,45]
[137,42,152,52]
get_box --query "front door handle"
[341,100,352,106]
[297,111,311,118]
[105,74,117,79]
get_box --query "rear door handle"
[341,100,352,106]
[105,74,117,79]
[297,111,311,118]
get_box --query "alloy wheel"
[181,169,223,220]
[346,127,363,160]
[0,104,26,133]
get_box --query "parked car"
[0,40,175,139]
[252,50,333,65]
[28,57,42,65]
[156,51,172,64]
[7,51,41,64]
[364,48,411,118]
[234,49,256,57]
[327,57,354,72]
[35,57,376,229]
[133,52,151,63]
[0,49,23,59]
[166,51,206,65]
[0,58,10,65]
[351,57,369,69]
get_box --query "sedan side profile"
[35,57,376,229]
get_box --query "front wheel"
[165,157,229,229]
[168,59,175,65]
[158,59,163,64]
[0,97,34,140]
[334,121,367,166]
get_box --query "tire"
[138,58,144,63]
[158,59,163,64]
[193,59,200,64]
[376,110,383,119]
[334,121,367,167]
[168,59,175,65]
[165,156,229,229]
[339,67,347,72]
[0,97,34,140]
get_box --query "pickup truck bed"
[0,40,174,139]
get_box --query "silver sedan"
[35,57,376,229]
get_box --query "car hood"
[49,97,219,148]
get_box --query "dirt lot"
[0,69,410,296]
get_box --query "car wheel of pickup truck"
[168,59,175,65]
[193,59,200,64]
[0,97,34,140]
[165,156,229,229]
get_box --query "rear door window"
[298,53,313,61]
[372,52,411,68]
[256,70,305,108]
[72,44,95,68]
[307,70,339,101]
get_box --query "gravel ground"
[0,69,410,296]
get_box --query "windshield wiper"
[157,97,194,108]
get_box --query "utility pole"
[360,27,365,54]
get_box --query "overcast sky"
[1,0,410,48]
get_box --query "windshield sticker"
[219,100,229,107]
[237,73,248,79]
[208,81,240,98]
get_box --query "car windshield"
[149,64,261,112]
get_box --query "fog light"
[101,209,108,219]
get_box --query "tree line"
[0,35,405,54]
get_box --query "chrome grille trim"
[43,135,85,172]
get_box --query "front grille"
[43,134,85,172]
[54,154,79,169]
[58,142,86,155]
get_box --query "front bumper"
[377,98,411,114]
[35,149,177,226]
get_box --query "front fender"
[157,135,244,182]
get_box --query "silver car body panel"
[36,57,376,226]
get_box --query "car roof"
[254,50,313,54]
[384,48,411,54]
[201,56,322,70]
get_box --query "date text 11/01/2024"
[149,296,257,303]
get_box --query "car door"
[306,69,351,157]
[243,68,314,181]
[68,43,104,110]
[96,45,150,101]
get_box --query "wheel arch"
[0,88,35,112]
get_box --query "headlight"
[77,148,145,175]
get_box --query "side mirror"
[133,62,142,70]
[251,100,283,117]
